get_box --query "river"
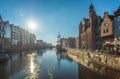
[0,49,120,79]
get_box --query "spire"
[89,2,94,13]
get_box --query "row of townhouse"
[78,3,120,54]
[0,15,36,49]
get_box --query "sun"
[27,19,37,31]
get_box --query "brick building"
[79,3,102,50]
[101,12,114,51]
[60,37,76,49]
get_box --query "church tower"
[89,2,95,16]
[89,2,97,27]
[89,2,98,50]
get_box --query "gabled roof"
[114,6,120,17]
[104,12,114,21]
[108,15,114,20]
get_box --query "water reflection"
[30,59,34,73]
[56,50,73,67]
[78,63,120,79]
[0,62,9,79]
[25,52,40,79]
[0,49,120,79]
[77,54,120,79]
[48,62,54,79]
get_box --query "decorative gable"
[101,12,114,37]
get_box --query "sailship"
[56,32,66,51]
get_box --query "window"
[103,30,105,33]
[104,23,108,27]
[106,29,108,33]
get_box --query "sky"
[0,0,120,45]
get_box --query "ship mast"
[57,32,61,45]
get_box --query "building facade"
[96,16,102,50]
[0,15,36,49]
[60,38,68,49]
[60,37,76,49]
[67,37,76,48]
[37,40,52,48]
[0,15,5,48]
[114,7,120,53]
[79,3,102,50]
[101,12,114,51]
[114,7,120,38]
[76,36,79,48]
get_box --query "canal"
[0,49,120,79]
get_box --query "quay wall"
[67,49,120,71]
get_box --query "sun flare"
[27,19,37,31]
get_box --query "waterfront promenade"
[67,48,120,71]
